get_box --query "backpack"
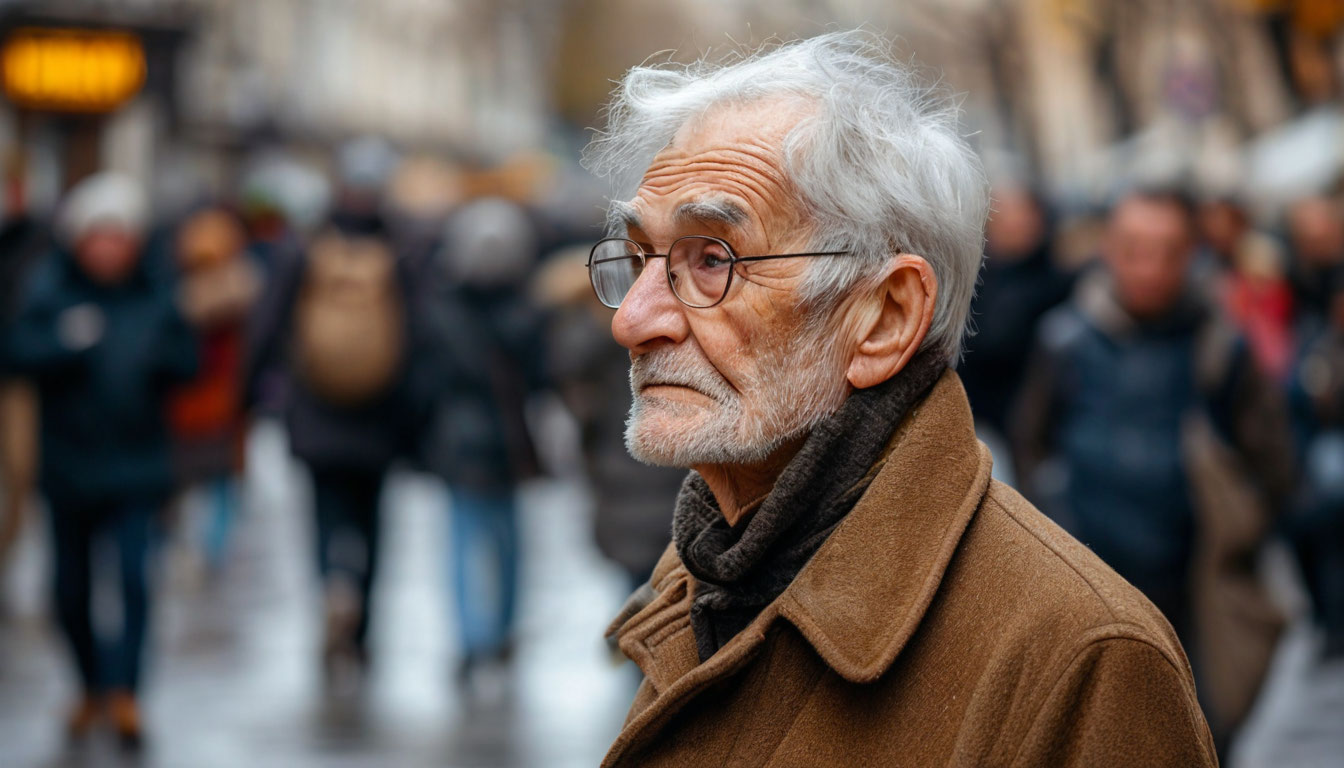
[294,231,404,406]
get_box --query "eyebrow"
[676,199,748,228]
[608,197,749,235]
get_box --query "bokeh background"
[0,1,1342,767]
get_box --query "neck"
[693,434,808,527]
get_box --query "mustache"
[629,347,736,403]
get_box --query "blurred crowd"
[0,139,685,749]
[964,178,1344,752]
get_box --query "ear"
[845,254,937,389]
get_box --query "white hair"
[583,30,989,363]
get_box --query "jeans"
[200,475,239,571]
[49,498,159,695]
[448,488,519,658]
[311,467,384,648]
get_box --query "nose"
[611,257,691,353]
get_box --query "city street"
[0,420,635,768]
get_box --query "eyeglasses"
[587,235,849,309]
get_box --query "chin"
[625,407,709,467]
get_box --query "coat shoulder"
[970,479,1188,662]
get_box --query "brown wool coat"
[603,372,1217,767]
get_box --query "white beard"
[624,324,849,467]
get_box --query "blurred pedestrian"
[1286,192,1344,322]
[1201,196,1298,381]
[1222,232,1297,382]
[958,185,1072,468]
[245,137,414,679]
[6,173,198,746]
[236,154,332,420]
[415,197,546,684]
[167,205,261,575]
[534,248,679,589]
[244,205,412,678]
[1014,188,1294,748]
[0,201,46,584]
[1288,272,1344,659]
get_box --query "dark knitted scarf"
[673,350,947,662]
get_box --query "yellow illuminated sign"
[1,28,145,113]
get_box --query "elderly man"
[584,32,1216,767]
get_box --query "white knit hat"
[58,172,149,247]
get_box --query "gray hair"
[583,30,989,363]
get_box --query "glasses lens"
[668,237,733,308]
[590,239,644,308]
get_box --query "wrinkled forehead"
[626,97,816,243]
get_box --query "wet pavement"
[1,423,1342,767]
[0,421,636,768]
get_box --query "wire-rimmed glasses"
[587,235,849,309]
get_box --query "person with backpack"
[244,205,413,677]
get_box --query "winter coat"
[603,372,1215,767]
[243,242,415,472]
[415,282,544,493]
[169,255,261,481]
[1013,269,1293,738]
[6,248,198,507]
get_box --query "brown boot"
[65,694,101,740]
[106,690,142,749]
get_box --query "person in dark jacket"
[958,185,1072,459]
[1287,272,1344,658]
[0,208,47,579]
[416,197,546,682]
[1286,193,1344,323]
[243,205,414,677]
[7,172,197,746]
[1013,188,1294,750]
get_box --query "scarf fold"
[673,350,947,661]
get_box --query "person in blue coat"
[6,173,197,747]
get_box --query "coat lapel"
[777,371,993,682]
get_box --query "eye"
[698,241,732,269]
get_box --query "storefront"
[0,3,189,215]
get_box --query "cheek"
[694,312,776,390]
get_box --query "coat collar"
[770,370,992,683]
[607,371,993,691]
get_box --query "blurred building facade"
[0,0,560,217]
[1,0,1340,221]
